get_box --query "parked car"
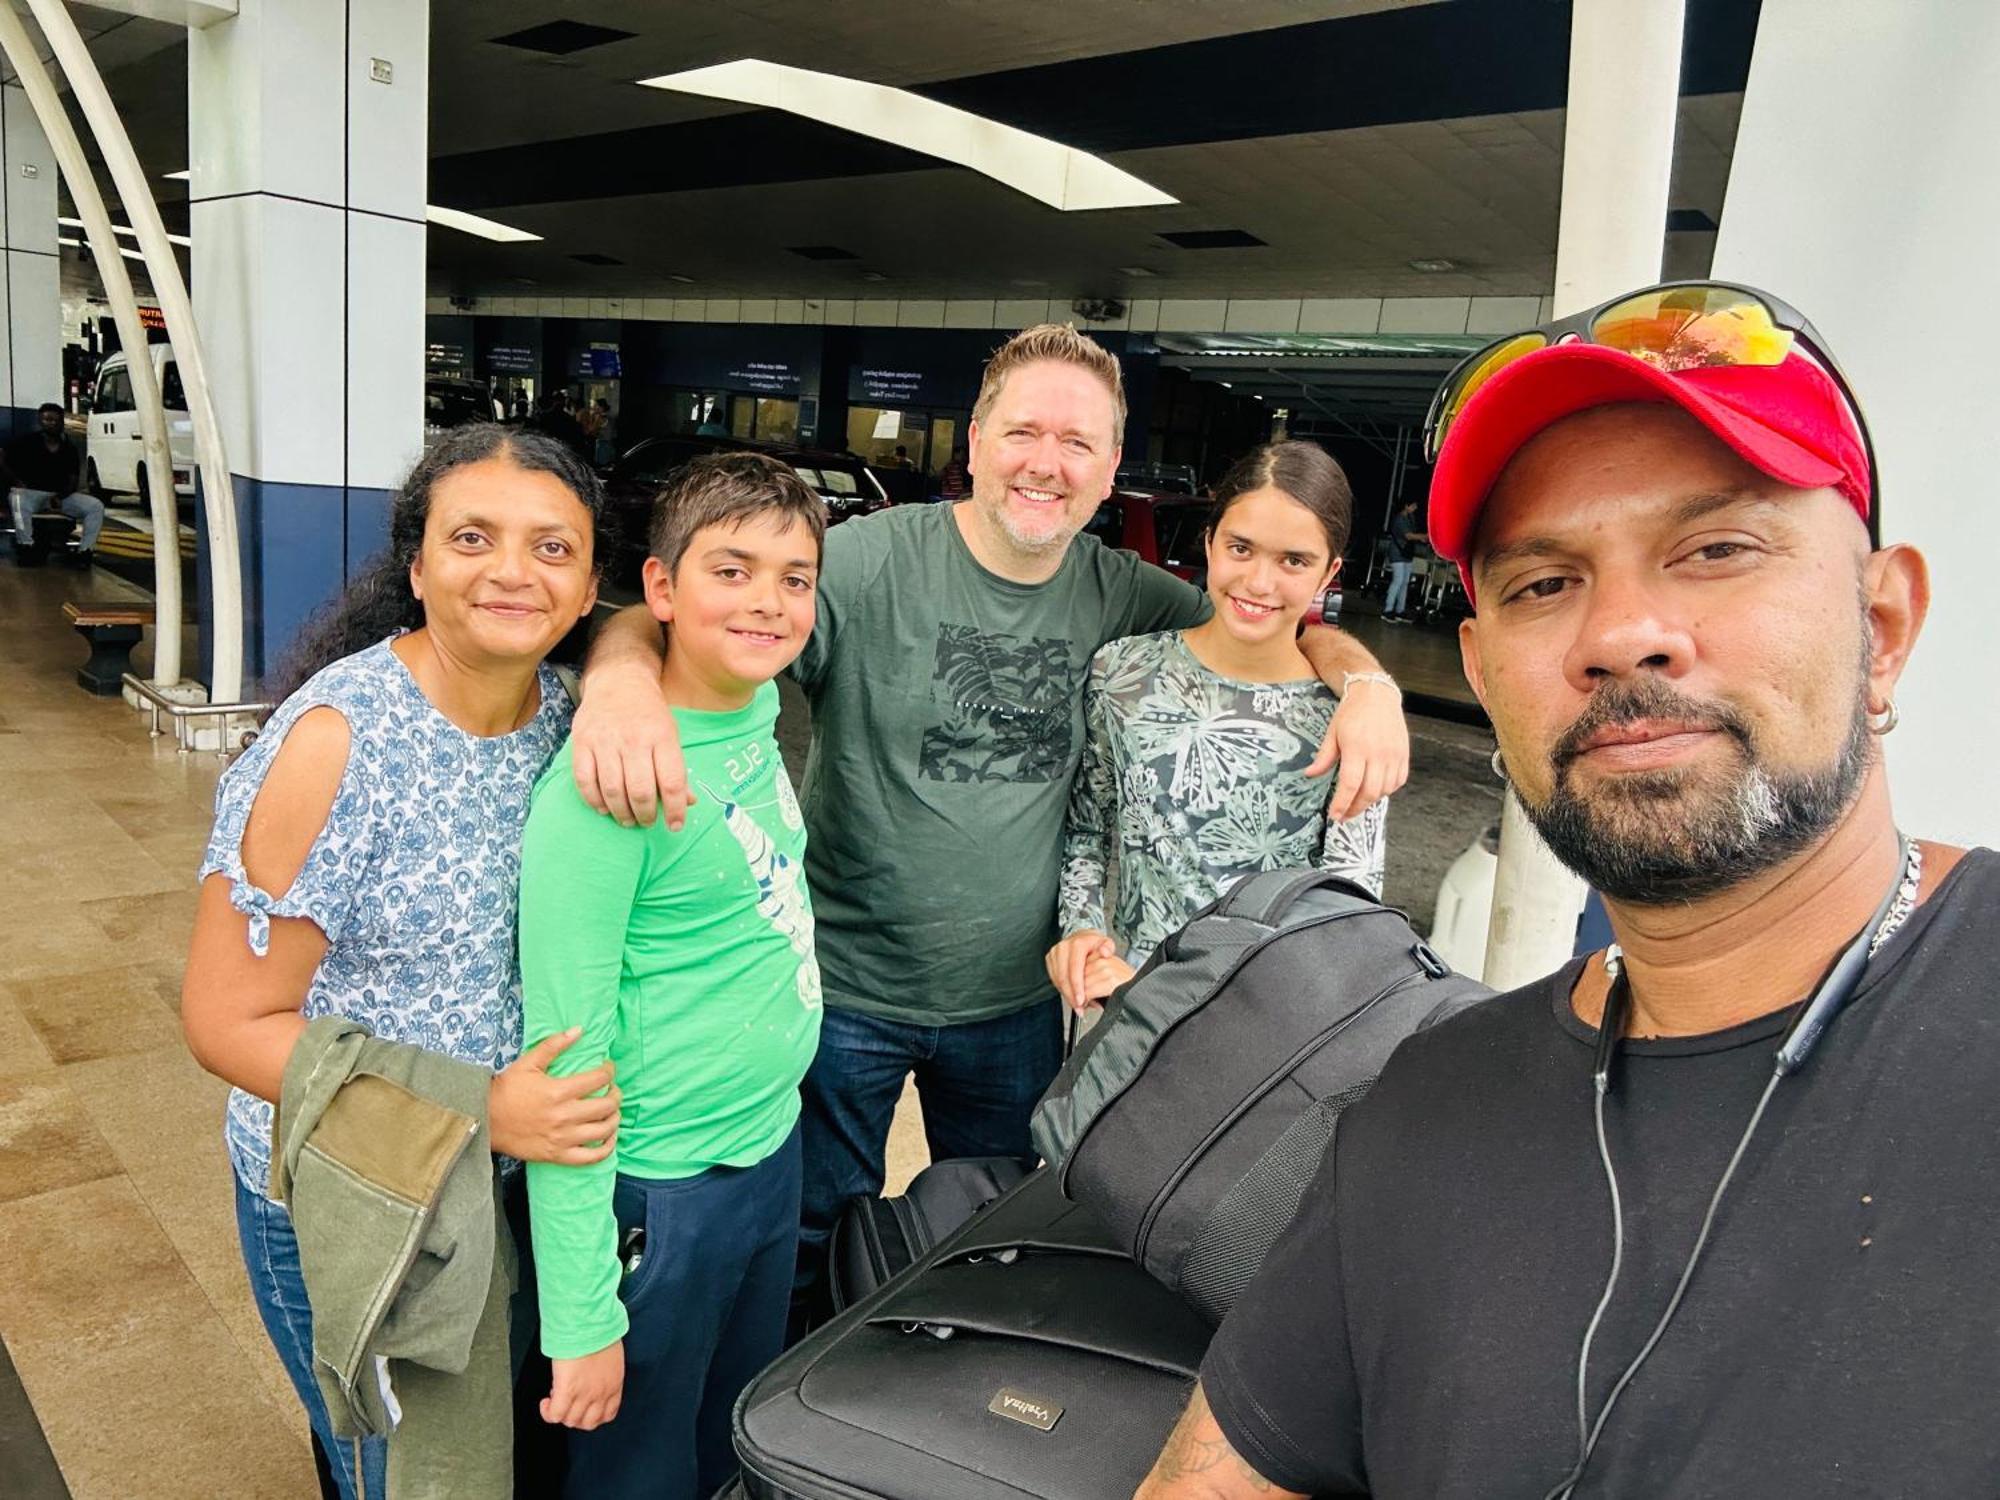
[601,435,892,585]
[85,345,195,505]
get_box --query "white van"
[86,344,196,503]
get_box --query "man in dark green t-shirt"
[572,325,1409,1319]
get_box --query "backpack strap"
[1216,868,1383,928]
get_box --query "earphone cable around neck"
[1544,836,1919,1500]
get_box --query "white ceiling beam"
[638,59,1175,213]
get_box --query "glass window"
[95,366,131,413]
[160,360,187,412]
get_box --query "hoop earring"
[1491,748,1508,782]
[1867,700,1899,736]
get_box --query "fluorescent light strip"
[58,215,192,249]
[638,59,1175,213]
[426,205,542,243]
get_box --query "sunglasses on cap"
[1422,279,1880,532]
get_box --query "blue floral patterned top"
[1058,630,1388,969]
[201,637,573,1197]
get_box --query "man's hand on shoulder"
[1297,626,1409,821]
[1135,1384,1304,1500]
[572,605,691,830]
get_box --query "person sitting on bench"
[5,403,103,564]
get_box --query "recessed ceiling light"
[163,169,190,182]
[1408,257,1458,273]
[427,205,542,243]
[58,215,191,248]
[638,59,1175,213]
[1117,265,1157,278]
[1158,229,1266,250]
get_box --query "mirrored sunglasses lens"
[1591,286,1796,373]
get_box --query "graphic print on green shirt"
[786,502,1209,1026]
[518,680,821,1360]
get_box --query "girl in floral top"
[180,426,617,1499]
[1049,441,1390,1011]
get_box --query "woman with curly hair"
[181,425,617,1497]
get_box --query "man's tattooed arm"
[1134,1384,1305,1500]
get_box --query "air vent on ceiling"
[1666,208,1719,232]
[570,252,624,266]
[1157,229,1267,250]
[788,245,860,261]
[490,21,636,55]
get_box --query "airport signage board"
[648,325,821,397]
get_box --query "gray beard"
[1518,664,1875,906]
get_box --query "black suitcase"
[735,1169,1210,1500]
[826,1156,1030,1314]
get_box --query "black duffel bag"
[1032,868,1491,1322]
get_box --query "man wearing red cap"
[1136,282,1996,1499]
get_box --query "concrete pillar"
[1481,0,1685,991]
[1712,1,2000,849]
[0,82,60,436]
[188,0,427,685]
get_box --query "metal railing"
[121,674,270,756]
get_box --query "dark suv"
[601,436,891,584]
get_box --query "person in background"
[937,444,971,502]
[1380,495,1427,622]
[1135,281,1995,1499]
[5,403,103,565]
[520,453,826,1498]
[567,324,1411,1330]
[1050,440,1390,1010]
[180,425,617,1500]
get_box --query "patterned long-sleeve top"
[1057,630,1388,967]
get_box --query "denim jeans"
[234,1174,389,1500]
[8,487,104,548]
[564,1124,803,1500]
[793,999,1064,1316]
[1383,558,1415,616]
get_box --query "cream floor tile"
[6,964,184,1067]
[0,1179,314,1498]
[0,993,56,1079]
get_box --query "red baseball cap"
[1428,341,1873,603]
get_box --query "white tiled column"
[188,0,427,683]
[0,82,61,430]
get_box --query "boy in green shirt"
[519,452,826,1499]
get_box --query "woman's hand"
[543,1341,624,1431]
[489,1028,621,1164]
[1047,930,1120,1013]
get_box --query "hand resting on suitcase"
[1135,1383,1307,1499]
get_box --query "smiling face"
[1458,404,1892,903]
[1204,484,1340,647]
[644,511,819,711]
[965,359,1122,559]
[409,454,598,670]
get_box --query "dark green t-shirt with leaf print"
[788,501,1207,1025]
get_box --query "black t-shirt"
[4,431,79,495]
[1204,848,2000,1499]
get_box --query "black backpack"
[1031,868,1492,1322]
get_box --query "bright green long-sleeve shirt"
[518,681,822,1359]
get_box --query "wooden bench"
[63,601,155,696]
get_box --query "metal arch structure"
[23,0,244,703]
[0,4,185,684]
